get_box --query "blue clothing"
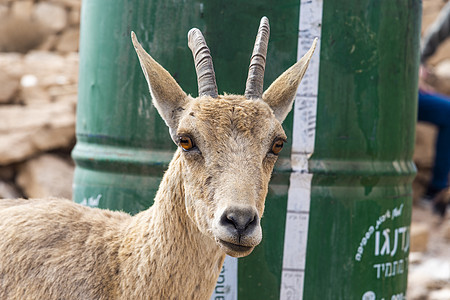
[418,90,450,191]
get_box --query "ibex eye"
[271,139,285,155]
[179,136,194,151]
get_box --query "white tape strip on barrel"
[280,1,323,299]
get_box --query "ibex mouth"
[218,239,254,255]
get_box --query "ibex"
[0,17,316,299]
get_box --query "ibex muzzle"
[218,206,260,252]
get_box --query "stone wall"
[0,0,80,53]
[0,0,80,199]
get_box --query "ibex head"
[132,17,316,257]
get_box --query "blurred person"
[418,1,450,217]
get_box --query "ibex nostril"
[247,215,257,227]
[220,208,259,235]
[220,213,237,228]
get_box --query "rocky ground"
[408,206,450,300]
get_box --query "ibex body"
[0,17,316,299]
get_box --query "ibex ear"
[131,32,188,132]
[262,39,317,123]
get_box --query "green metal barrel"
[73,0,420,299]
[300,1,421,299]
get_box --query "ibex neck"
[118,150,225,299]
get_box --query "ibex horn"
[188,28,218,98]
[245,16,270,99]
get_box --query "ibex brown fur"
[0,17,316,299]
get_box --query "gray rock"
[11,0,34,20]
[0,181,22,199]
[0,103,75,165]
[33,2,68,33]
[0,72,19,103]
[56,28,79,53]
[16,154,74,199]
[429,288,450,300]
